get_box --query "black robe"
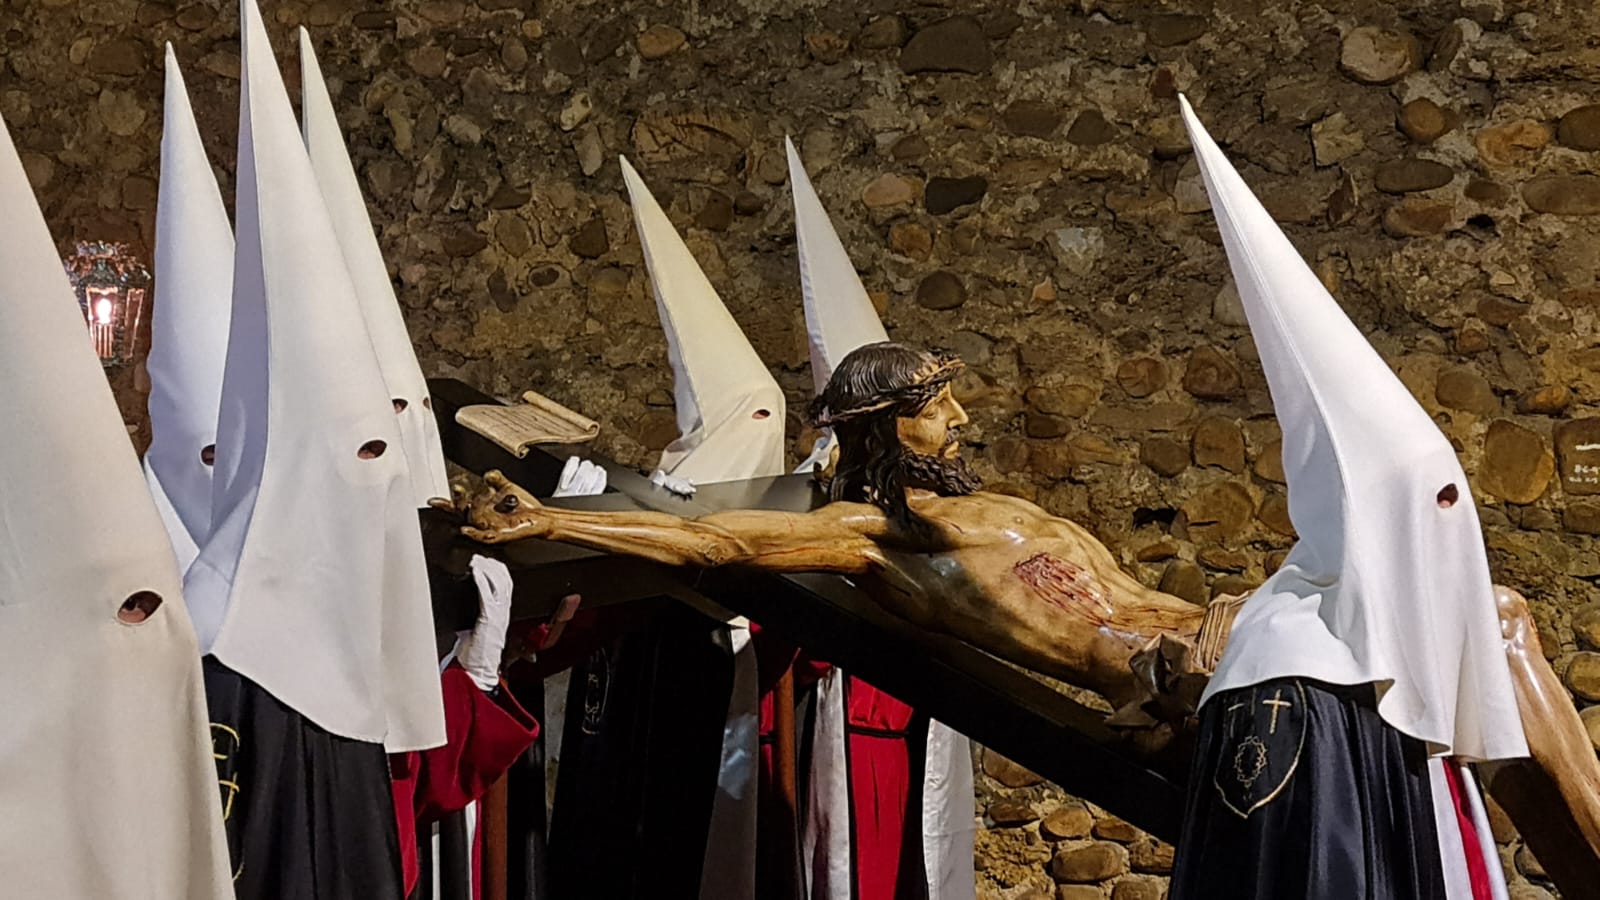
[205,656,405,900]
[545,600,734,899]
[1170,677,1445,900]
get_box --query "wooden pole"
[484,775,509,900]
[772,664,802,900]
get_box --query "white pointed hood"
[786,138,890,473]
[299,28,451,508]
[620,155,786,483]
[1180,96,1526,761]
[144,45,234,575]
[789,138,889,393]
[0,112,234,898]
[185,0,445,752]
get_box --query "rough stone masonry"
[6,0,1598,896]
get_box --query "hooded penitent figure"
[145,46,234,580]
[622,157,788,485]
[789,138,977,900]
[790,141,890,475]
[541,157,779,898]
[545,156,783,899]
[1169,96,1526,900]
[298,27,451,508]
[182,4,445,897]
[0,109,234,899]
[303,29,558,900]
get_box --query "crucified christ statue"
[442,341,1600,890]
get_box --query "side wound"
[1013,552,1115,622]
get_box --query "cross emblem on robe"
[1261,690,1293,734]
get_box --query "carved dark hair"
[809,342,964,526]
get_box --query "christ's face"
[896,385,968,459]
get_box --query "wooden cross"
[420,376,1194,899]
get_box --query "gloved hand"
[455,554,515,692]
[795,434,833,474]
[650,469,696,497]
[552,456,607,498]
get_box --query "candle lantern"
[64,241,150,368]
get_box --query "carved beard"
[899,447,983,497]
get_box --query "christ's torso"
[857,491,1206,706]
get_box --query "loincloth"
[1106,593,1247,740]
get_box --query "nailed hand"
[432,470,552,543]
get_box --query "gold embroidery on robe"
[1213,681,1307,818]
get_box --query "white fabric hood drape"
[0,109,234,899]
[787,141,976,900]
[619,155,787,485]
[1180,96,1526,762]
[144,45,235,576]
[788,137,889,474]
[618,156,784,900]
[184,0,445,752]
[299,28,452,508]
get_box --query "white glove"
[650,469,696,497]
[576,460,605,495]
[794,434,833,475]
[552,456,608,498]
[455,555,515,692]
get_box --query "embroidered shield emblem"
[1213,680,1307,818]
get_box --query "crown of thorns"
[809,354,965,428]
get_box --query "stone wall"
[976,747,1176,900]
[6,0,1599,896]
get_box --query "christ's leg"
[1484,586,1600,897]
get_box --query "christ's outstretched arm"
[445,470,890,574]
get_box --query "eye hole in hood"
[1436,483,1459,509]
[118,591,164,624]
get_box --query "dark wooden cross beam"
[425,378,1188,843]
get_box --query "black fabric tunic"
[546,600,734,900]
[1170,677,1445,900]
[205,656,405,900]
